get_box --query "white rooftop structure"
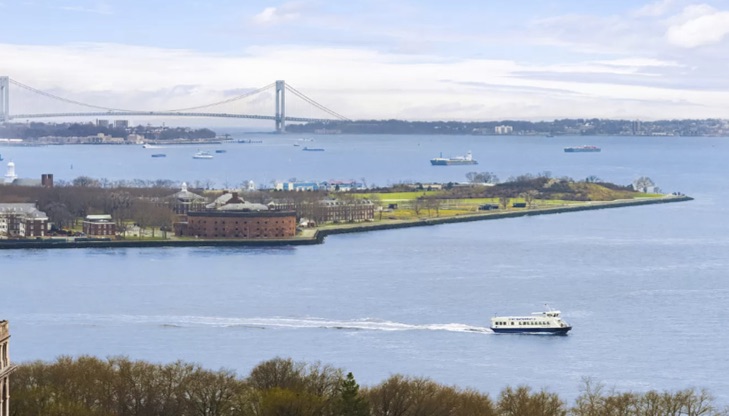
[4,161,17,184]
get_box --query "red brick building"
[1,320,14,416]
[182,210,296,238]
[176,192,297,239]
[82,215,116,236]
[0,203,48,238]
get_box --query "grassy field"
[357,188,663,222]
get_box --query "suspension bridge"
[0,76,349,132]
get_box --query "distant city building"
[246,180,256,191]
[494,125,513,135]
[0,320,14,416]
[632,120,642,135]
[96,119,109,128]
[114,120,129,129]
[127,133,145,144]
[0,203,49,238]
[274,181,321,191]
[82,214,116,236]
[274,180,366,192]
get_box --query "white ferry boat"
[192,151,213,159]
[490,307,571,335]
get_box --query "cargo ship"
[564,145,601,153]
[430,151,478,165]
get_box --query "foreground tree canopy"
[10,356,728,416]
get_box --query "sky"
[3,0,729,123]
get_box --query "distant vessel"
[142,143,163,149]
[215,149,227,154]
[564,145,600,153]
[237,139,263,144]
[430,151,478,165]
[0,154,3,161]
[151,154,166,158]
[490,307,571,335]
[302,147,325,151]
[192,151,214,159]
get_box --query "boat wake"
[31,314,492,334]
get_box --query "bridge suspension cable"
[285,84,350,121]
[9,78,136,112]
[164,82,276,112]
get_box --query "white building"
[3,162,16,184]
[494,125,513,135]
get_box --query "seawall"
[315,195,694,240]
[0,195,692,250]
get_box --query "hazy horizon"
[3,1,729,124]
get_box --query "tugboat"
[490,306,571,335]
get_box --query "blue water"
[2,134,729,404]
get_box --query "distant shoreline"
[0,195,692,250]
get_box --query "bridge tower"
[275,80,285,133]
[0,77,9,123]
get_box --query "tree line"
[9,356,727,416]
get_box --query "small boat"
[430,151,477,165]
[215,149,227,154]
[564,145,600,153]
[192,151,214,159]
[151,153,166,158]
[302,147,325,151]
[293,143,300,147]
[142,143,163,149]
[490,307,571,335]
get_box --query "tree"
[499,196,510,210]
[498,385,566,416]
[466,172,499,184]
[522,190,538,208]
[72,176,100,187]
[632,176,655,192]
[43,201,74,230]
[334,372,370,416]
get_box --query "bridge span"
[0,77,348,132]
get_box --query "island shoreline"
[0,195,692,250]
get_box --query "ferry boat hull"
[491,326,571,335]
[430,159,478,166]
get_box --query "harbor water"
[1,134,728,404]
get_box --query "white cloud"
[253,2,308,25]
[666,5,729,48]
[633,0,677,17]
[3,41,729,122]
